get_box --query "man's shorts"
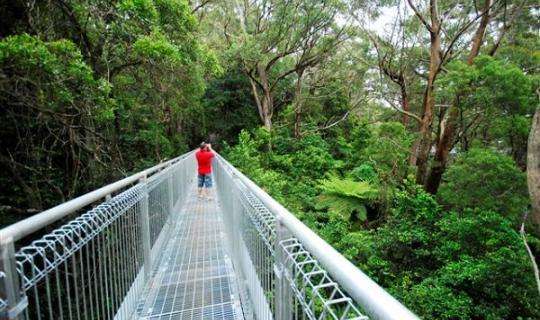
[198,174,213,188]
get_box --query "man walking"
[195,142,215,199]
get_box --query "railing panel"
[14,184,145,320]
[214,154,419,320]
[0,152,196,320]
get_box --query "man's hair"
[200,142,207,150]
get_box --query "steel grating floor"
[134,183,245,320]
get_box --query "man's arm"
[207,144,215,157]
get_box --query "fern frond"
[317,177,379,221]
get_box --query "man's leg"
[197,174,204,198]
[205,174,213,200]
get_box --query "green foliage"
[441,55,535,117]
[317,177,378,222]
[0,0,219,219]
[358,122,414,185]
[350,185,540,319]
[348,164,379,183]
[224,128,338,214]
[226,124,539,319]
[0,34,113,215]
[118,0,159,22]
[439,148,529,221]
[439,56,536,166]
[133,32,184,63]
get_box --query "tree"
[405,0,502,185]
[426,0,527,193]
[222,0,349,130]
[0,34,112,212]
[528,107,540,231]
[0,0,219,220]
[425,56,534,193]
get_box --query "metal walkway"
[0,151,419,320]
[134,184,245,320]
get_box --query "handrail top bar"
[1,151,195,242]
[215,154,420,320]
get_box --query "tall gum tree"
[223,0,349,130]
[528,107,540,232]
[425,0,527,193]
[405,0,502,184]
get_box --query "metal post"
[274,219,292,320]
[168,168,174,216]
[0,237,27,319]
[139,176,152,279]
[231,175,242,268]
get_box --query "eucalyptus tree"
[401,0,513,184]
[425,0,530,193]
[220,0,351,130]
[528,107,540,232]
[355,0,531,187]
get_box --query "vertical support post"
[230,174,241,264]
[139,176,152,279]
[0,237,27,319]
[274,218,292,320]
[167,168,174,217]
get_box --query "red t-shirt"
[195,149,215,175]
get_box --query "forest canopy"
[1,0,539,318]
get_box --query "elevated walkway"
[0,151,418,320]
[135,184,245,320]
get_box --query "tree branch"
[406,0,433,33]
[520,212,540,296]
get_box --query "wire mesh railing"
[1,150,417,320]
[0,152,195,320]
[214,154,419,320]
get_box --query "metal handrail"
[0,152,193,242]
[215,154,419,320]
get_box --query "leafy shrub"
[439,148,529,222]
[351,184,540,319]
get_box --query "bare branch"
[387,99,423,123]
[440,0,501,63]
[192,0,214,13]
[406,0,433,32]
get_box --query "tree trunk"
[294,69,305,138]
[401,85,410,126]
[527,108,540,232]
[425,0,492,193]
[425,101,459,193]
[467,0,492,64]
[248,70,273,130]
[248,64,274,130]
[261,92,273,130]
[294,107,302,138]
[415,26,441,185]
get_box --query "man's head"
[200,142,212,151]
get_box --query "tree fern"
[317,177,379,222]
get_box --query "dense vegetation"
[1,0,539,318]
